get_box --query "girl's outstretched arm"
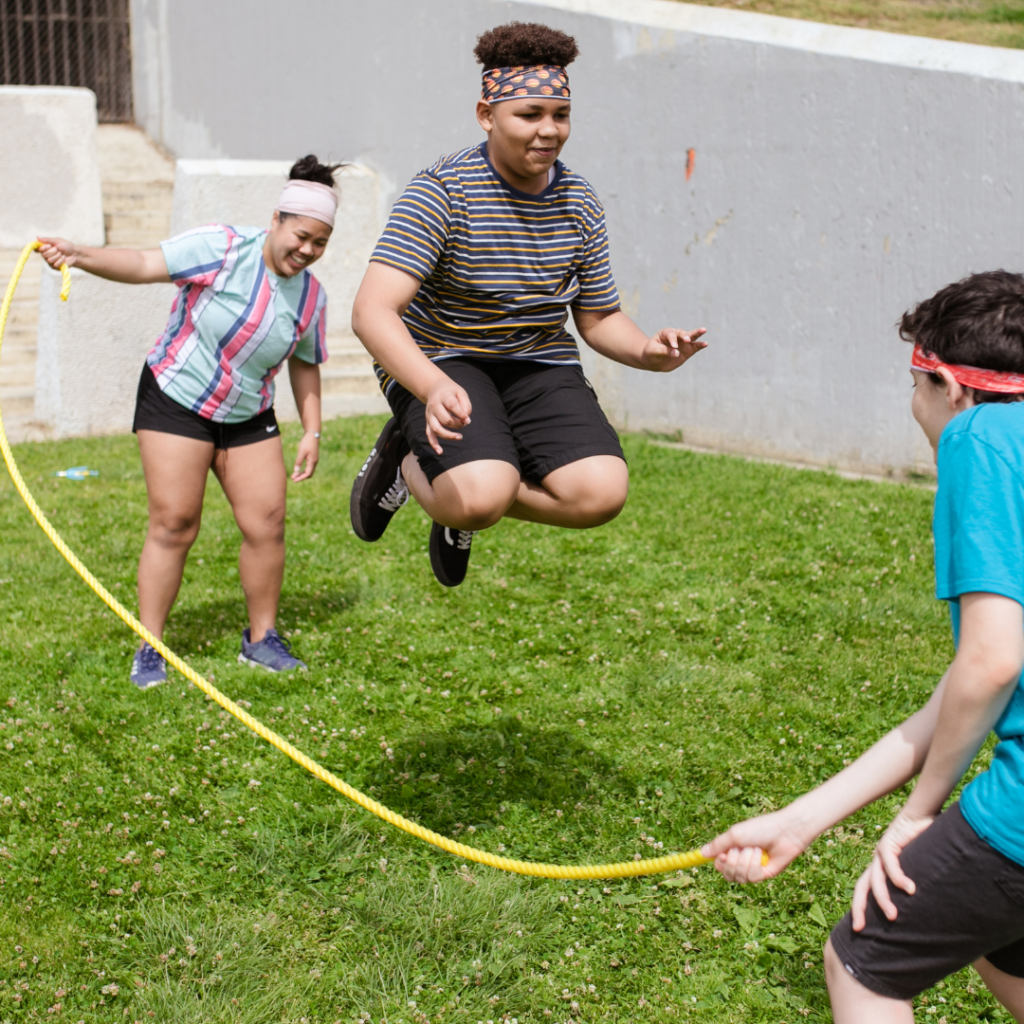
[36,237,170,284]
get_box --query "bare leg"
[401,454,520,531]
[402,453,627,531]
[136,430,214,642]
[824,939,914,1024]
[213,437,288,643]
[505,455,628,529]
[975,958,1024,1023]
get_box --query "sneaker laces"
[456,529,475,551]
[379,469,410,512]
[138,644,164,670]
[260,631,294,658]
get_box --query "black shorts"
[386,358,625,484]
[830,802,1024,1000]
[132,364,280,449]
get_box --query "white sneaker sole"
[237,653,307,673]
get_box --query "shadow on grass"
[161,586,367,647]
[365,717,631,832]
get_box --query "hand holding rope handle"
[0,240,766,879]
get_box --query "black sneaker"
[350,418,410,542]
[429,521,475,587]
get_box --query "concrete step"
[0,363,35,388]
[1,325,38,349]
[105,210,173,248]
[0,344,36,367]
[322,393,388,419]
[0,255,41,292]
[102,180,174,212]
[324,347,375,371]
[0,387,34,417]
[95,124,175,184]
[3,301,39,328]
[2,415,52,444]
[321,367,381,398]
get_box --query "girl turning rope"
[37,155,338,688]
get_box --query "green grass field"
[0,418,1006,1022]
[680,0,1024,49]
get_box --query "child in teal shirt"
[705,271,1024,1022]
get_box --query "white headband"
[276,179,337,229]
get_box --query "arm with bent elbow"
[702,592,1024,909]
[351,261,469,455]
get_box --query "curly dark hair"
[474,22,578,69]
[287,154,343,188]
[900,270,1024,403]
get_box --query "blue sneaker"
[130,643,167,689]
[238,628,307,673]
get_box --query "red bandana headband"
[911,343,1024,394]
[482,65,570,104]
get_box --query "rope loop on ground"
[0,240,725,879]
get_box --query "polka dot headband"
[482,65,570,104]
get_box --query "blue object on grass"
[55,466,98,480]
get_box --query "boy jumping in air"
[705,271,1024,1022]
[349,21,706,586]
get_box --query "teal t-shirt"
[934,402,1024,867]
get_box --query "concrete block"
[0,87,104,249]
[36,266,176,438]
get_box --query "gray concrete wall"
[129,0,1024,476]
[0,86,105,248]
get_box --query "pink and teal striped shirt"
[148,225,328,423]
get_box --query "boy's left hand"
[640,328,707,372]
[851,810,934,930]
[291,432,320,482]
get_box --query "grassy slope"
[676,0,1024,49]
[0,419,1006,1022]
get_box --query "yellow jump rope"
[0,240,750,880]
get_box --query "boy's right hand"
[424,377,472,455]
[36,237,78,270]
[701,810,811,883]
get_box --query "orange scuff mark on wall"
[685,148,696,182]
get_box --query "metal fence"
[0,0,132,122]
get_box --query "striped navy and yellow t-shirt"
[369,143,620,392]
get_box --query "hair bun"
[288,155,344,188]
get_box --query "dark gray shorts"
[386,357,624,484]
[830,801,1024,1000]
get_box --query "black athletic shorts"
[386,358,625,484]
[830,802,1024,1000]
[132,364,280,449]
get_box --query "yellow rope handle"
[0,241,754,880]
